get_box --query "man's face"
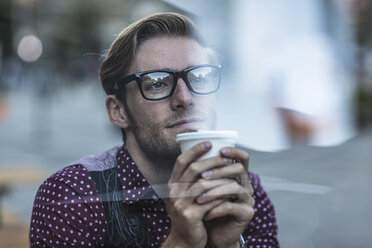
[123,36,217,161]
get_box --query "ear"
[105,95,129,129]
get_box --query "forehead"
[130,36,209,73]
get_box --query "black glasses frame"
[112,64,222,101]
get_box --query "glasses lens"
[141,72,174,99]
[187,66,220,94]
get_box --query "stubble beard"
[127,108,215,166]
[132,121,181,164]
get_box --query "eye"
[190,76,205,84]
[150,81,167,90]
[143,80,170,92]
[142,72,172,92]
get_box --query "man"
[30,13,279,248]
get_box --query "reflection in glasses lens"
[187,66,219,94]
[140,66,220,100]
[142,72,174,99]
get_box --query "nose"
[170,78,193,111]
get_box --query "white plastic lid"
[176,130,238,142]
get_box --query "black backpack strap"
[89,167,150,248]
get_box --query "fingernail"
[223,158,233,164]
[221,147,230,154]
[202,142,212,150]
[198,192,206,203]
[202,170,213,179]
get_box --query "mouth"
[166,118,204,129]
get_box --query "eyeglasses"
[112,64,222,101]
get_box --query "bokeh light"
[17,35,43,62]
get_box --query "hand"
[200,147,255,248]
[163,141,234,248]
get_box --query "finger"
[168,178,232,200]
[196,181,250,204]
[203,200,255,222]
[220,147,250,171]
[170,141,212,183]
[246,180,254,197]
[200,160,252,190]
[187,178,233,199]
[200,163,245,181]
[169,197,225,222]
[194,198,226,219]
[179,156,231,185]
[239,169,251,188]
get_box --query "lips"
[166,118,204,129]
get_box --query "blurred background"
[0,0,372,247]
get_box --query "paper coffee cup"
[176,130,238,160]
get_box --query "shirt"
[29,144,279,247]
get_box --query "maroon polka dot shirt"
[29,145,279,247]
